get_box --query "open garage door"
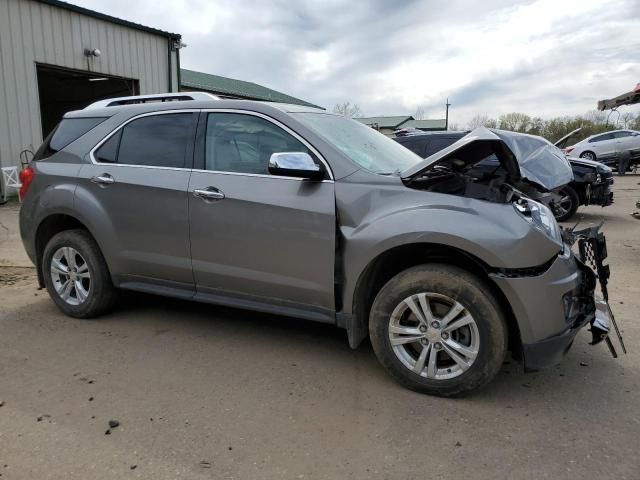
[36,64,139,137]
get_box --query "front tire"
[554,185,580,222]
[369,264,507,397]
[42,229,116,318]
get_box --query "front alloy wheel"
[554,186,579,221]
[369,264,507,396]
[389,293,480,380]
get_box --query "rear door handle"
[193,187,225,201]
[91,174,115,185]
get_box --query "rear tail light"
[19,166,34,200]
[564,147,574,154]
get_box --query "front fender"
[338,184,560,316]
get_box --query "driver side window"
[204,113,313,174]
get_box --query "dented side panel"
[336,170,562,316]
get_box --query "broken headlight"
[513,198,562,245]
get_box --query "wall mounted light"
[84,48,101,57]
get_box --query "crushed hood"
[401,127,574,191]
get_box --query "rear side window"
[95,113,195,168]
[95,130,121,163]
[34,117,107,160]
[613,131,631,138]
[589,133,614,143]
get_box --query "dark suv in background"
[395,131,614,221]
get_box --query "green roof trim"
[180,69,322,109]
[356,116,413,129]
[400,119,447,130]
[36,0,181,39]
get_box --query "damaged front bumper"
[490,225,624,370]
[586,179,615,207]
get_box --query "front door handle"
[91,173,115,185]
[193,187,225,201]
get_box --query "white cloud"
[75,0,640,124]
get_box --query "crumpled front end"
[490,225,623,370]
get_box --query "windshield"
[293,113,423,174]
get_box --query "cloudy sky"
[78,0,640,125]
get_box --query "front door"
[188,111,335,319]
[76,112,198,290]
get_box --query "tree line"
[463,110,640,144]
[333,100,640,145]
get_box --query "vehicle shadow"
[108,290,632,406]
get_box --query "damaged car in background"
[19,100,625,397]
[554,128,615,219]
[396,128,615,221]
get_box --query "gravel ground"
[0,176,639,480]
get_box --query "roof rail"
[84,91,219,110]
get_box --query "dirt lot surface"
[1,177,639,480]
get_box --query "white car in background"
[565,129,640,169]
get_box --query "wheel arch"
[34,214,101,288]
[348,242,522,357]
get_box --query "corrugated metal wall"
[0,0,179,169]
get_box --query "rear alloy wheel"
[50,247,91,306]
[43,229,116,318]
[369,264,507,396]
[554,185,579,222]
[580,151,596,161]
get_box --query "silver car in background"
[18,93,615,396]
[566,129,640,170]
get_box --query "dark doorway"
[36,64,139,137]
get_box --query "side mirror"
[268,152,324,180]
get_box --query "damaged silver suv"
[19,93,618,396]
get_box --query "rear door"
[76,111,198,291]
[589,132,616,159]
[188,111,336,318]
[613,131,634,156]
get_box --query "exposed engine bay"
[403,138,555,206]
[400,127,574,210]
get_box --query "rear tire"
[369,264,507,397]
[580,151,596,161]
[554,185,580,222]
[42,229,116,318]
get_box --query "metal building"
[0,0,182,171]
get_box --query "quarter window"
[95,113,194,168]
[204,113,313,174]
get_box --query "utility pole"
[445,98,451,130]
